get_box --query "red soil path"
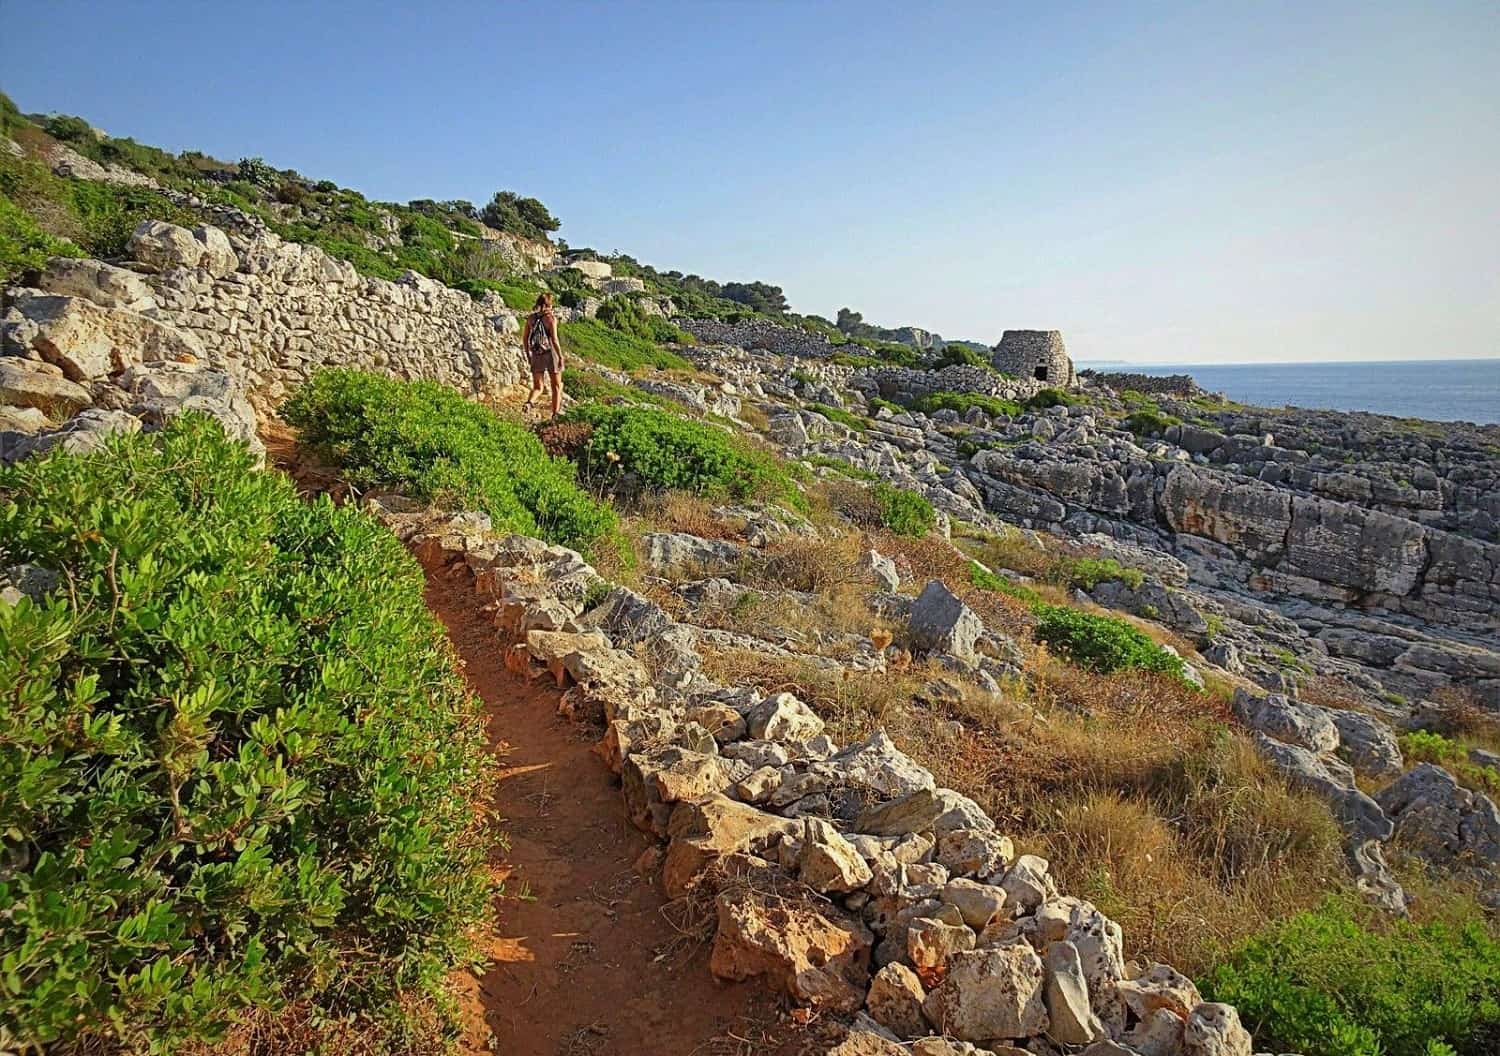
[419,557,799,1056]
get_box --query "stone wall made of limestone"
[129,221,528,409]
[678,318,840,359]
[853,364,1047,403]
[1084,371,1202,397]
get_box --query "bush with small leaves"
[0,416,493,1050]
[1033,603,1190,681]
[283,369,616,555]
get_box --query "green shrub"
[0,192,82,281]
[1033,604,1189,680]
[1026,386,1080,409]
[283,370,616,555]
[914,391,1024,419]
[803,455,879,482]
[935,343,991,369]
[969,560,1042,605]
[871,482,936,537]
[1125,408,1181,436]
[1057,556,1145,591]
[1202,898,1500,1056]
[594,295,695,345]
[809,403,869,432]
[561,368,669,408]
[558,318,692,372]
[0,416,492,1049]
[868,396,904,416]
[1400,732,1500,796]
[566,402,805,508]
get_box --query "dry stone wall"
[679,318,842,359]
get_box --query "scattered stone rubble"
[370,503,1269,1055]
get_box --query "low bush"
[1125,408,1181,436]
[1400,731,1500,796]
[809,402,869,432]
[0,417,492,1050]
[558,318,692,372]
[1033,603,1190,681]
[566,402,805,508]
[804,454,880,482]
[969,560,1043,605]
[1057,556,1145,591]
[827,480,936,536]
[868,396,904,415]
[283,369,616,555]
[934,343,991,369]
[914,390,1024,419]
[1026,386,1081,409]
[594,295,695,345]
[1202,898,1500,1056]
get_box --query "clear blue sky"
[7,1,1498,364]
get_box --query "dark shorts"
[529,348,560,375]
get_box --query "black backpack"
[527,311,553,355]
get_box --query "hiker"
[522,292,564,417]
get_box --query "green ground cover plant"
[0,416,492,1050]
[558,318,692,372]
[969,560,1043,605]
[1202,898,1500,1056]
[1400,731,1500,796]
[1033,603,1190,681]
[593,295,695,345]
[566,402,806,508]
[871,482,935,536]
[809,402,869,432]
[1057,556,1145,590]
[1026,386,1081,409]
[913,390,1024,419]
[803,454,880,482]
[283,369,616,554]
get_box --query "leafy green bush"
[872,483,935,536]
[1400,732,1500,796]
[969,560,1042,605]
[1033,604,1189,680]
[594,295,695,345]
[1125,408,1181,436]
[1202,898,1500,1056]
[935,343,991,369]
[0,192,82,280]
[0,416,492,1050]
[566,402,804,508]
[559,318,692,372]
[868,396,905,415]
[283,370,616,554]
[809,403,869,432]
[1026,387,1081,410]
[914,391,1024,419]
[1058,556,1145,591]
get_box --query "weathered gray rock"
[642,532,744,578]
[831,729,936,797]
[1183,1001,1253,1056]
[1376,763,1500,869]
[37,257,156,310]
[998,854,1057,915]
[1233,689,1339,754]
[909,581,984,661]
[860,548,901,590]
[746,691,825,743]
[1326,708,1404,779]
[1252,733,1393,842]
[1043,940,1105,1044]
[941,878,1008,928]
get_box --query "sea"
[1101,359,1500,426]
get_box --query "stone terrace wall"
[853,363,1046,403]
[128,221,527,409]
[678,318,840,359]
[1084,371,1202,397]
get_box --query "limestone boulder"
[1117,962,1202,1021]
[909,581,984,661]
[1326,708,1404,780]
[709,887,872,1012]
[865,962,928,1038]
[799,821,875,894]
[907,915,976,973]
[1183,1001,1252,1056]
[747,691,825,743]
[1232,689,1338,754]
[1043,940,1105,1044]
[37,257,157,310]
[942,878,1008,929]
[6,292,205,382]
[1376,763,1500,868]
[661,794,800,897]
[921,945,1049,1041]
[830,729,936,797]
[998,854,1057,915]
[642,531,745,578]
[934,828,1014,878]
[0,359,91,417]
[1253,733,1392,842]
[857,787,993,838]
[859,548,901,590]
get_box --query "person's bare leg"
[549,370,562,418]
[525,371,544,410]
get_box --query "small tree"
[481,190,560,240]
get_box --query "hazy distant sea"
[1119,359,1500,425]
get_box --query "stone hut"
[991,329,1076,388]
